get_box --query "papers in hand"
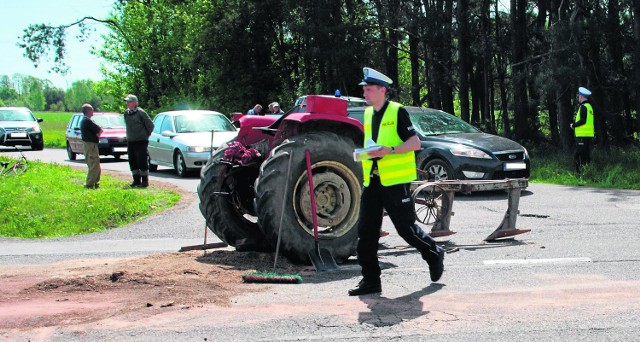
[353,139,382,161]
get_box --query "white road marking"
[483,257,592,265]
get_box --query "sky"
[0,0,114,90]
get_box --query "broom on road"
[242,151,302,284]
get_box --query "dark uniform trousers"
[356,173,441,282]
[574,137,593,173]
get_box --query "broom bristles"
[242,271,302,284]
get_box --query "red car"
[65,112,128,160]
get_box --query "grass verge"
[0,157,180,239]
[36,111,73,149]
[530,145,640,190]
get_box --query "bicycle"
[0,148,28,176]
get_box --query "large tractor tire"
[254,132,362,264]
[198,147,267,247]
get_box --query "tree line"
[17,0,640,150]
[0,75,105,113]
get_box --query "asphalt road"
[2,147,640,341]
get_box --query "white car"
[148,110,238,177]
[0,107,44,150]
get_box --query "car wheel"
[32,141,44,151]
[66,142,76,161]
[147,154,158,172]
[422,158,454,181]
[114,154,121,160]
[174,151,188,177]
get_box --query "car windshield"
[0,109,34,122]
[409,109,479,136]
[175,114,235,133]
[93,115,125,128]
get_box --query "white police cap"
[359,67,393,88]
[578,87,592,97]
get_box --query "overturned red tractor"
[197,96,364,264]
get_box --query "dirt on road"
[0,249,302,330]
[0,172,303,332]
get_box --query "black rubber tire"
[198,147,265,246]
[66,142,76,161]
[32,141,44,151]
[422,158,454,181]
[147,154,158,172]
[12,162,27,176]
[114,154,122,160]
[174,151,189,177]
[254,132,362,264]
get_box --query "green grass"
[0,157,180,239]
[530,145,640,190]
[35,111,73,148]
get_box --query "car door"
[148,114,166,164]
[154,115,178,165]
[66,115,83,153]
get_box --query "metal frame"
[410,178,530,241]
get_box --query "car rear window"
[93,115,125,128]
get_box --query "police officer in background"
[348,67,445,296]
[570,87,595,174]
[123,94,154,188]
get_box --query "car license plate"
[10,132,27,138]
[504,162,526,171]
[113,147,127,152]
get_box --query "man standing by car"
[123,94,154,188]
[348,67,445,296]
[80,103,102,189]
[570,87,595,174]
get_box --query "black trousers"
[127,140,149,175]
[573,137,593,173]
[356,175,441,282]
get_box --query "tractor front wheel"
[198,147,267,248]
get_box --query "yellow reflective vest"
[362,102,417,186]
[575,103,594,138]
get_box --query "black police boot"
[140,176,149,188]
[422,247,445,282]
[130,175,142,187]
[348,279,382,296]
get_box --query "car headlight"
[187,146,212,153]
[27,125,41,133]
[449,145,492,159]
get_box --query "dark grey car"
[348,106,530,181]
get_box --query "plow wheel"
[254,132,362,264]
[197,147,268,248]
[413,184,450,226]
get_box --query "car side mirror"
[37,118,43,122]
[161,130,177,138]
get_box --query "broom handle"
[273,151,293,272]
[305,150,319,241]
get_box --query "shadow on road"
[357,283,445,327]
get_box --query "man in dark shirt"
[348,67,445,296]
[80,103,103,189]
[123,94,155,188]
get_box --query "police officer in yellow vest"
[348,67,445,296]
[570,87,595,173]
